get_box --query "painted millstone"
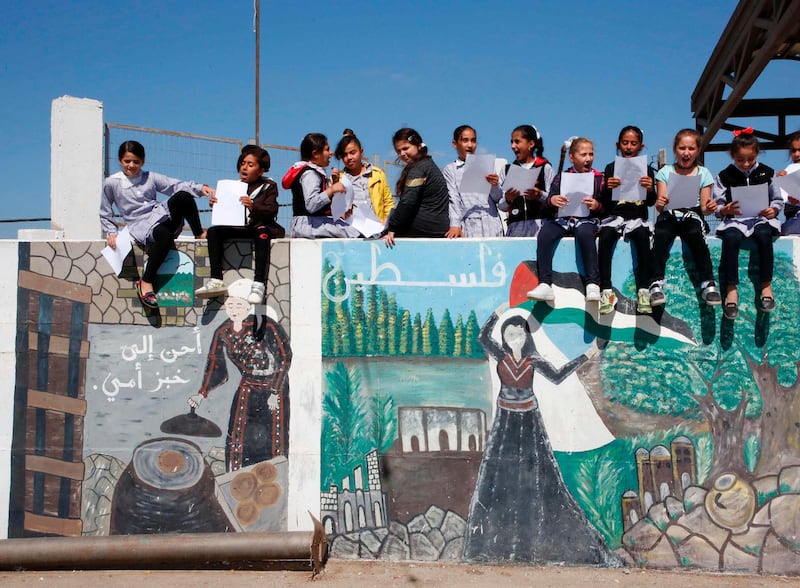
[10,237,293,540]
[320,239,800,573]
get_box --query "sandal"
[759,296,775,313]
[136,280,159,309]
[723,301,738,320]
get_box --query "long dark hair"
[500,315,535,357]
[393,127,428,195]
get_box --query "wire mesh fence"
[105,124,403,233]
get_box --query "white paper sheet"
[557,172,593,217]
[611,155,647,201]
[101,226,133,276]
[349,205,385,237]
[502,164,540,193]
[211,179,248,226]
[331,176,354,219]
[666,173,701,210]
[775,164,800,201]
[732,184,769,218]
[461,154,496,194]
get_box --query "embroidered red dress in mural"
[198,316,292,471]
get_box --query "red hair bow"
[733,127,754,136]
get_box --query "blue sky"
[1,1,798,237]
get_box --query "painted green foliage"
[321,362,397,490]
[599,246,800,480]
[321,259,482,357]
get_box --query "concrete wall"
[2,235,800,576]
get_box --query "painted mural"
[7,234,800,575]
[320,238,800,574]
[8,240,292,538]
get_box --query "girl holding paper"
[778,130,800,235]
[332,129,395,236]
[100,140,213,309]
[597,126,657,315]
[195,145,285,304]
[499,125,554,237]
[442,125,505,238]
[527,137,604,302]
[713,130,781,317]
[285,132,361,239]
[648,129,720,309]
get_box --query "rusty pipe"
[0,517,327,575]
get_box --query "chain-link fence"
[106,124,403,233]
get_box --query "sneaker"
[527,283,555,301]
[701,282,722,306]
[649,284,666,306]
[247,281,265,304]
[637,289,653,314]
[195,278,227,298]
[599,289,616,314]
[585,284,601,302]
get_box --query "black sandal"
[136,280,159,309]
[723,302,738,320]
[759,296,775,313]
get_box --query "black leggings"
[142,191,203,283]
[718,224,774,288]
[598,225,651,290]
[206,225,273,283]
[650,215,713,286]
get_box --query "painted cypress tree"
[464,310,481,357]
[351,282,366,355]
[412,312,423,355]
[453,314,465,357]
[365,284,379,354]
[399,309,412,355]
[320,259,336,355]
[438,308,455,356]
[422,308,439,356]
[387,294,399,355]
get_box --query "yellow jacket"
[343,164,395,222]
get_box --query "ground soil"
[0,560,797,587]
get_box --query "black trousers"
[650,215,714,286]
[206,225,273,283]
[142,192,203,283]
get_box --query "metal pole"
[255,0,260,145]
[0,524,327,575]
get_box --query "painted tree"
[321,362,370,488]
[399,309,412,355]
[422,308,439,356]
[597,247,800,480]
[438,309,455,356]
[352,282,366,355]
[369,392,398,455]
[412,312,422,355]
[453,314,465,357]
[464,310,481,357]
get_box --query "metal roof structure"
[691,0,800,152]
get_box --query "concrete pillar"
[50,96,104,240]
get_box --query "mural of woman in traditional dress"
[188,279,292,471]
[463,309,611,564]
